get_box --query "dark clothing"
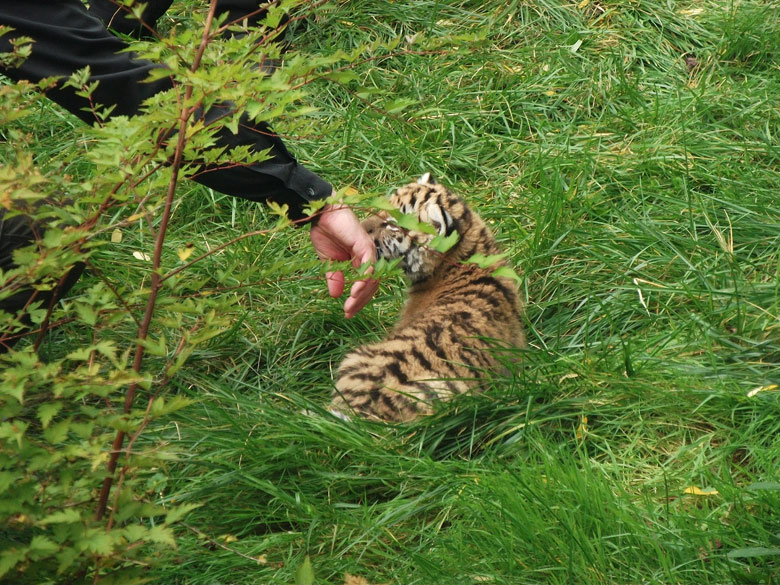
[87,0,175,38]
[0,0,331,214]
[0,212,86,348]
[0,0,330,351]
[86,0,273,39]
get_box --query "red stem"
[95,0,219,522]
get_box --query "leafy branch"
[95,0,220,522]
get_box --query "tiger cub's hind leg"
[331,344,435,422]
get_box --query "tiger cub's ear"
[417,172,437,185]
[422,198,453,236]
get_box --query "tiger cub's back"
[331,175,525,422]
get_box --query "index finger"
[344,276,379,319]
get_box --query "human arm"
[0,0,327,218]
[0,1,377,315]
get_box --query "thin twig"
[181,522,267,564]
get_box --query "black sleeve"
[0,0,331,220]
[86,0,174,37]
[86,1,280,38]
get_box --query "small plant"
[0,1,430,581]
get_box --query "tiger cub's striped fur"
[331,175,525,422]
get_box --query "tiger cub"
[330,174,525,422]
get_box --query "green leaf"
[38,401,63,429]
[394,212,437,235]
[491,265,523,285]
[165,502,202,525]
[65,346,92,361]
[74,302,97,326]
[326,70,360,84]
[429,231,459,253]
[42,418,70,444]
[465,252,509,268]
[150,395,193,417]
[0,420,28,448]
[56,547,79,575]
[267,201,291,224]
[383,97,417,114]
[294,555,315,585]
[137,335,168,357]
[0,548,27,579]
[66,340,119,363]
[146,525,176,547]
[28,535,60,556]
[0,471,21,494]
[727,547,780,559]
[122,524,149,543]
[367,196,396,212]
[264,5,286,29]
[0,380,24,403]
[38,508,81,526]
[81,529,115,555]
[747,482,780,491]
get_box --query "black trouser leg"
[0,212,85,353]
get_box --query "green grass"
[7,0,780,583]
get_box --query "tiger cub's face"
[363,174,467,284]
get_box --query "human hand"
[309,203,378,318]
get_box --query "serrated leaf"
[0,379,24,403]
[367,196,396,212]
[0,420,28,448]
[0,471,21,494]
[491,265,522,284]
[56,547,79,575]
[123,524,149,543]
[466,253,509,268]
[42,418,70,444]
[65,346,92,361]
[138,335,167,357]
[28,535,59,556]
[74,302,97,326]
[150,395,193,417]
[38,508,81,525]
[81,529,114,555]
[144,66,174,83]
[93,340,118,362]
[327,70,360,84]
[394,212,437,235]
[267,201,291,223]
[65,340,117,363]
[429,231,459,253]
[165,502,201,525]
[0,548,27,579]
[37,401,63,429]
[166,344,195,379]
[294,555,315,585]
[146,525,176,547]
[264,5,286,28]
